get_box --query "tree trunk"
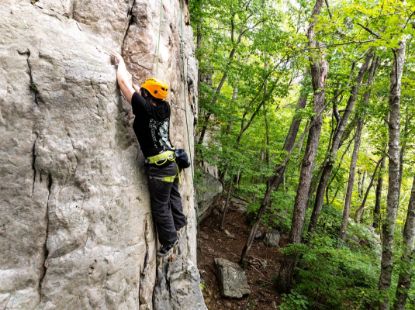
[338,54,379,239]
[220,181,234,230]
[327,128,356,200]
[308,51,373,233]
[263,102,270,167]
[393,176,415,310]
[354,158,383,223]
[373,158,385,229]
[358,170,366,199]
[379,38,406,310]
[398,105,410,193]
[240,91,308,265]
[340,121,363,239]
[277,0,328,293]
[217,87,238,184]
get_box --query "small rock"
[254,230,264,240]
[214,258,251,298]
[224,229,236,239]
[250,257,267,269]
[199,232,209,240]
[264,230,280,247]
[212,208,221,217]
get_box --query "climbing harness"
[147,157,181,184]
[149,175,177,183]
[146,150,175,166]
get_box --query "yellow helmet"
[141,78,169,100]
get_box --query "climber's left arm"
[112,52,134,103]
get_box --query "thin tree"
[379,38,407,309]
[340,122,363,239]
[394,176,415,310]
[240,87,308,264]
[354,158,383,223]
[220,60,292,228]
[308,51,373,233]
[198,4,263,145]
[373,158,385,229]
[340,56,379,239]
[277,0,328,292]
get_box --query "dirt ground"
[197,205,284,310]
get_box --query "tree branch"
[324,0,332,19]
[357,22,381,38]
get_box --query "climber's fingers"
[132,83,141,93]
[110,51,123,66]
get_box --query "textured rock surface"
[0,0,202,309]
[263,230,280,248]
[153,253,207,310]
[195,170,222,222]
[214,258,250,298]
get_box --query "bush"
[282,235,380,309]
[279,290,309,310]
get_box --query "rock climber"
[111,52,187,257]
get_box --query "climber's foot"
[157,239,178,257]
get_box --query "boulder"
[214,258,250,298]
[195,170,222,222]
[264,230,280,247]
[230,197,249,212]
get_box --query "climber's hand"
[132,83,141,94]
[111,51,123,66]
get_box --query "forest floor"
[197,202,285,310]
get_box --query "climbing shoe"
[157,239,178,257]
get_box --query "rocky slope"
[0,0,204,309]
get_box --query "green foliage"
[269,190,297,233]
[279,290,309,310]
[313,204,343,238]
[346,221,381,256]
[191,1,415,308]
[282,234,380,309]
[30,82,39,94]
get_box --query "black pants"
[146,161,187,246]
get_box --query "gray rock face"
[153,254,207,310]
[195,170,222,222]
[264,230,280,248]
[214,258,250,298]
[0,0,203,309]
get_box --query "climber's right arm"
[112,52,134,103]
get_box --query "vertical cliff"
[0,0,204,309]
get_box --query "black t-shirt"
[131,92,174,158]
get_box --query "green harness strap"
[147,150,175,165]
[149,164,180,183]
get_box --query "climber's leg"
[170,178,187,231]
[147,164,178,246]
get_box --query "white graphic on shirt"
[149,118,173,150]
